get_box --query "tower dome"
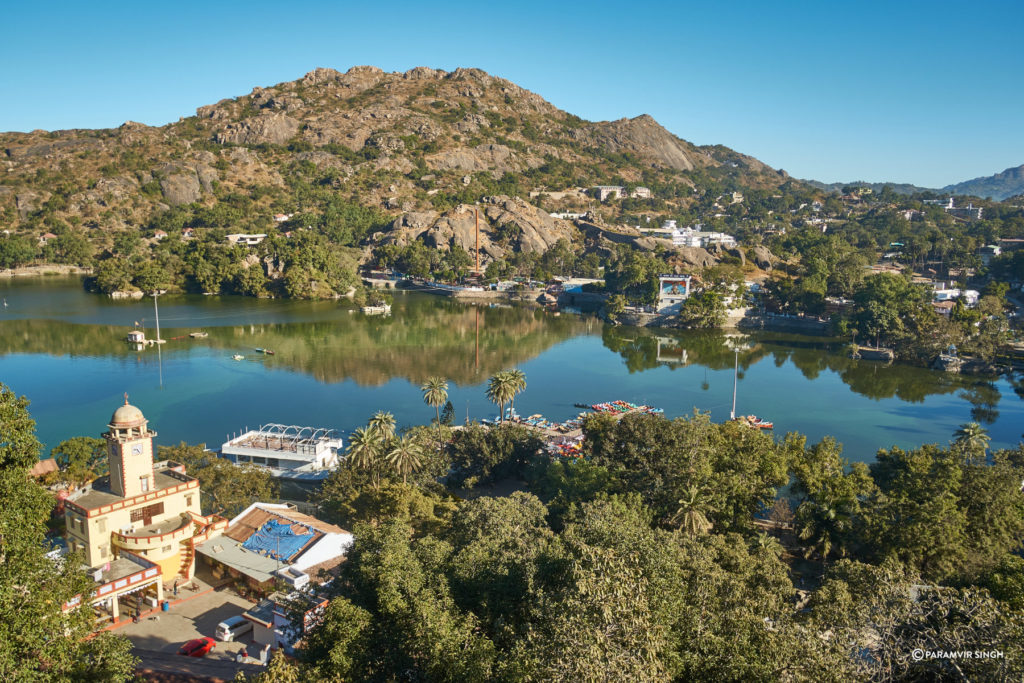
[109,395,146,429]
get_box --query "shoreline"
[0,264,92,278]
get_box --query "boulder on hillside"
[668,246,717,269]
[159,169,202,206]
[749,245,776,270]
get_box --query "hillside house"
[152,230,167,241]
[226,234,268,246]
[593,186,625,201]
[39,232,57,245]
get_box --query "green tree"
[386,434,424,485]
[486,371,515,423]
[420,376,449,436]
[952,421,990,459]
[49,436,107,487]
[864,445,968,580]
[669,485,714,537]
[157,443,278,516]
[505,368,526,416]
[812,560,1024,681]
[0,384,138,680]
[789,436,875,562]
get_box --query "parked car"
[178,637,216,657]
[215,615,254,642]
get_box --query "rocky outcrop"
[581,114,696,171]
[749,245,776,270]
[159,172,201,206]
[668,246,717,269]
[385,196,577,260]
[215,112,301,145]
[426,143,538,175]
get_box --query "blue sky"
[2,0,1021,187]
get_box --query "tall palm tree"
[486,372,515,424]
[387,434,424,485]
[346,427,378,470]
[952,422,990,459]
[421,377,449,432]
[346,427,382,488]
[670,486,713,537]
[506,369,526,418]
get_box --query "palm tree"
[387,434,424,485]
[669,486,713,537]
[952,422,990,459]
[753,532,783,558]
[486,372,516,423]
[421,377,449,433]
[368,411,397,443]
[346,427,377,468]
[506,369,527,418]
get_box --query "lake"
[1,277,1022,463]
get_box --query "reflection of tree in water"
[959,381,1002,425]
[0,296,593,386]
[600,324,1004,406]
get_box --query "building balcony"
[112,513,193,552]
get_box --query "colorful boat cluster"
[732,415,774,430]
[589,400,664,416]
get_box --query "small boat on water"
[729,347,772,429]
[189,331,208,338]
[232,354,244,361]
[733,414,774,430]
[254,348,275,355]
[360,303,392,315]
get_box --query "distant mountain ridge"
[942,164,1024,201]
[804,163,1024,201]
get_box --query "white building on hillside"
[670,223,737,249]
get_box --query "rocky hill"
[1,65,792,260]
[804,163,1024,202]
[942,164,1024,201]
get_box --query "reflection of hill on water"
[601,325,1000,406]
[0,303,595,386]
[208,306,593,385]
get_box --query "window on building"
[130,502,164,526]
[99,546,107,559]
[162,545,172,553]
[139,475,150,492]
[97,518,106,533]
[267,458,279,467]
[253,456,266,464]
[185,495,193,508]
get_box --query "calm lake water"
[1,277,1022,463]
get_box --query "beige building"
[64,399,228,622]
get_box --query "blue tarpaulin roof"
[241,519,314,561]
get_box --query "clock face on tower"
[131,444,143,455]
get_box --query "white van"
[215,615,253,642]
